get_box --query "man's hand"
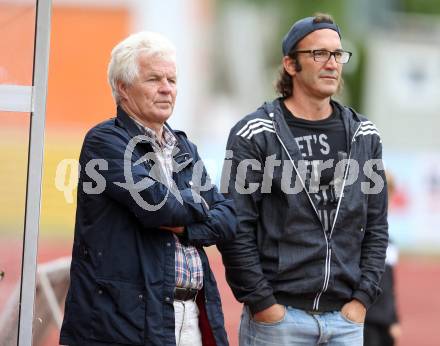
[340,299,366,324]
[389,323,402,342]
[252,304,286,324]
[160,226,185,234]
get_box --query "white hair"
[107,31,176,104]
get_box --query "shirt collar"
[129,116,177,149]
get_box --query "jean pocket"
[251,307,287,327]
[338,311,364,326]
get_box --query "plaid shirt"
[132,118,203,290]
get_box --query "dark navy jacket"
[60,108,236,346]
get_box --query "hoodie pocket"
[89,279,146,345]
[277,228,324,285]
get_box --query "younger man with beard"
[220,13,388,345]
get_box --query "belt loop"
[193,288,199,302]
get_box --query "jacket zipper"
[270,112,362,311]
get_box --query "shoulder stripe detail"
[236,118,273,136]
[355,121,381,140]
[356,129,380,137]
[239,122,274,138]
[246,127,275,139]
[354,121,382,142]
[359,124,377,131]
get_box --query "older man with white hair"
[60,31,236,346]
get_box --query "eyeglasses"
[293,49,352,64]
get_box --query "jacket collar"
[266,99,304,163]
[114,106,191,159]
[115,106,144,139]
[331,100,362,150]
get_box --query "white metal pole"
[18,0,52,345]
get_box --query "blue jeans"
[239,305,364,346]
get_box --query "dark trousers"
[364,323,394,346]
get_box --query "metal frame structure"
[0,258,71,344]
[0,0,53,344]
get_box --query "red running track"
[1,240,439,346]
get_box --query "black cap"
[282,16,341,56]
